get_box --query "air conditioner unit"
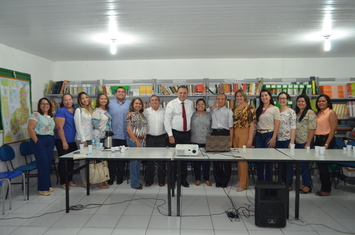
[175,144,199,156]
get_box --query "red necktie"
[182,102,187,131]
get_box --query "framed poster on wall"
[0,76,31,144]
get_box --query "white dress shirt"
[164,98,195,136]
[144,106,166,136]
[211,106,233,130]
[74,108,92,142]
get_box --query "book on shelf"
[215,82,261,95]
[45,81,54,94]
[319,85,347,98]
[264,83,312,96]
[139,86,153,96]
[333,103,348,119]
[155,84,207,96]
[98,85,130,96]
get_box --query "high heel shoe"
[69,181,77,187]
[39,191,51,196]
[300,186,312,194]
[98,182,109,189]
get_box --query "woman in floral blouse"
[232,89,256,192]
[276,92,296,189]
[92,93,112,141]
[28,97,56,196]
[295,94,316,194]
[126,97,147,189]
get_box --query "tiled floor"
[1,172,355,235]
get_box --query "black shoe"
[145,180,153,187]
[107,177,114,185]
[117,178,123,185]
[221,184,228,188]
[182,180,190,188]
[216,183,222,188]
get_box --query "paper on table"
[73,154,87,159]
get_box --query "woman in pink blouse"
[314,94,338,196]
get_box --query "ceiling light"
[323,35,331,51]
[110,39,117,54]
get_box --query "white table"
[60,147,175,214]
[276,148,355,219]
[174,148,293,216]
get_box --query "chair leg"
[52,159,59,184]
[1,181,5,215]
[22,173,26,201]
[26,172,30,200]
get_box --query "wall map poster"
[0,76,31,144]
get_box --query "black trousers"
[212,129,231,185]
[170,129,191,181]
[145,134,168,182]
[56,139,78,185]
[314,134,336,192]
[108,139,127,180]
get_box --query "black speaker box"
[255,182,287,228]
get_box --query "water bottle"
[92,139,96,154]
[95,137,101,153]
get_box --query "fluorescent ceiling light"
[324,36,331,51]
[110,39,117,54]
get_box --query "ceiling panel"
[0,0,354,61]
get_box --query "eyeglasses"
[40,103,50,106]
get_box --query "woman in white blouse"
[255,89,280,182]
[74,92,109,189]
[276,92,296,189]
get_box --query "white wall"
[54,58,355,83]
[0,43,55,103]
[0,43,53,178]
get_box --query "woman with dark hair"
[314,94,338,196]
[295,94,317,194]
[126,97,147,189]
[255,89,280,182]
[74,92,110,189]
[55,93,78,189]
[276,92,296,189]
[191,98,212,186]
[28,98,56,196]
[92,93,111,142]
[232,89,256,192]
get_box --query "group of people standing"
[28,85,338,197]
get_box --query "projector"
[175,144,199,156]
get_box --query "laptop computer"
[205,136,230,152]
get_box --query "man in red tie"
[164,86,195,187]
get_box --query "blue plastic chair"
[0,145,36,200]
[20,141,37,166]
[334,139,346,149]
[0,171,26,215]
[332,140,355,187]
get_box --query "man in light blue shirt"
[108,87,131,185]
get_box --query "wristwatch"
[324,143,329,147]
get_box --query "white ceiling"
[0,0,354,61]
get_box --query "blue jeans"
[295,143,313,188]
[276,139,294,186]
[255,131,273,182]
[30,135,55,191]
[127,139,141,188]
